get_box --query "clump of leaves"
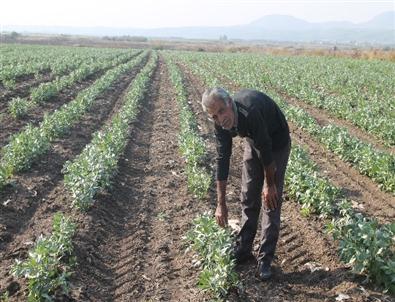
[185,213,239,300]
[331,214,395,294]
[8,97,34,119]
[11,213,76,301]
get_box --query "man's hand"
[263,185,278,210]
[215,203,228,227]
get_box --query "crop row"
[174,53,395,194]
[165,56,211,200]
[8,50,141,118]
[0,44,133,89]
[11,213,76,301]
[0,51,148,189]
[185,213,239,299]
[63,52,157,210]
[286,146,394,293]
[165,54,241,300]
[176,51,395,146]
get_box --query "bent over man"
[201,88,291,281]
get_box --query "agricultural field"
[0,43,394,301]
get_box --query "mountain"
[359,11,395,29]
[3,11,395,45]
[248,15,313,30]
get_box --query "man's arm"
[263,161,278,210]
[214,124,232,227]
[215,180,228,227]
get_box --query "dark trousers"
[237,138,291,264]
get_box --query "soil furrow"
[0,58,151,300]
[179,63,395,224]
[0,52,144,149]
[71,57,212,301]
[275,89,395,155]
[179,65,392,301]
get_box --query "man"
[201,87,291,281]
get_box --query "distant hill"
[359,11,395,29]
[3,11,395,45]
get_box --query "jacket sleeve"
[215,124,232,181]
[247,107,274,167]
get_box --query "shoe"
[257,261,272,281]
[233,246,254,264]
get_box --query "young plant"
[185,213,239,299]
[8,97,34,119]
[11,213,76,301]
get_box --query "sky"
[1,0,394,28]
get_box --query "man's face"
[206,98,235,130]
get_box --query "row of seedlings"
[185,213,239,300]
[0,51,148,189]
[63,52,158,210]
[0,45,126,89]
[178,53,395,194]
[7,52,157,301]
[8,50,142,118]
[286,146,395,294]
[165,56,239,300]
[178,56,395,293]
[165,57,211,199]
[10,213,76,301]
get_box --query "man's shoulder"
[234,88,260,99]
[235,89,276,110]
[234,89,266,113]
[234,89,270,103]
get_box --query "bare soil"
[0,51,144,149]
[0,55,393,302]
[0,54,151,300]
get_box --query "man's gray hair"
[201,87,231,112]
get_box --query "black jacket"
[215,89,290,181]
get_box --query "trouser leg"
[257,141,291,264]
[237,140,263,252]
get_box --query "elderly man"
[201,87,291,280]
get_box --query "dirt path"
[180,66,393,302]
[0,56,151,300]
[70,57,214,301]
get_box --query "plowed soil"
[0,55,393,302]
[0,51,144,149]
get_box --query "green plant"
[63,52,157,210]
[185,213,239,299]
[11,213,76,301]
[0,291,9,302]
[331,215,395,294]
[8,97,34,119]
[165,58,211,200]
